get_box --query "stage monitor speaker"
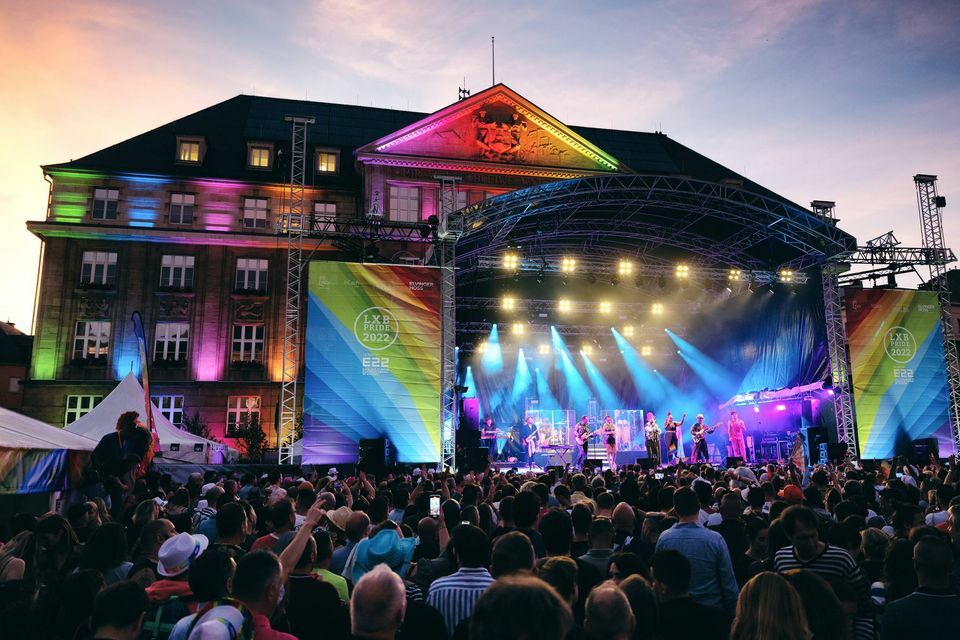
[462,398,480,430]
[636,457,657,470]
[726,456,744,468]
[806,427,829,463]
[801,399,814,429]
[910,438,939,465]
[358,438,395,477]
[465,447,489,473]
[819,442,847,465]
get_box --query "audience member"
[731,572,811,640]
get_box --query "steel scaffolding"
[915,175,960,450]
[436,176,462,470]
[278,116,314,465]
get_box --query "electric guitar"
[575,427,604,445]
[691,423,723,444]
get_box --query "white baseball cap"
[158,532,208,577]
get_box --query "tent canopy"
[0,407,96,451]
[64,373,237,463]
[0,407,96,495]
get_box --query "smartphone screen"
[654,472,664,480]
[429,494,441,517]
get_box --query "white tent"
[0,407,97,452]
[0,407,96,494]
[64,373,238,463]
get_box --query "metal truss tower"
[278,116,314,465]
[436,176,462,470]
[915,174,960,450]
[812,200,858,453]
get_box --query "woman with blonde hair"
[731,571,812,640]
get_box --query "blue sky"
[1,0,958,329]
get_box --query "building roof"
[44,94,806,210]
[0,321,31,366]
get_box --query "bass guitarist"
[573,415,602,470]
[690,413,720,463]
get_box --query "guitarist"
[690,413,719,463]
[573,416,591,469]
[644,412,663,468]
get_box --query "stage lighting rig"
[778,269,795,283]
[623,325,635,337]
[477,341,488,354]
[675,264,690,279]
[651,302,664,316]
[561,256,577,273]
[598,301,612,314]
[581,344,593,355]
[502,251,520,271]
[728,269,742,281]
[558,298,572,313]
[511,323,525,336]
[641,345,653,356]
[618,260,634,276]
[501,296,516,311]
[538,344,551,355]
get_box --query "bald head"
[417,516,439,542]
[345,511,371,543]
[612,503,635,532]
[351,563,406,638]
[318,491,337,509]
[585,582,635,640]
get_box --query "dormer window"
[247,143,273,170]
[315,149,339,174]
[176,136,204,164]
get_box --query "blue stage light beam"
[482,324,503,373]
[551,326,592,409]
[511,348,533,402]
[666,328,739,399]
[534,366,560,411]
[612,329,667,405]
[582,352,620,410]
[463,365,477,398]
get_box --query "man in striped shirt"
[426,524,494,635]
[774,505,875,640]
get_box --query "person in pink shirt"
[727,411,747,460]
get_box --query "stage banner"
[302,262,442,464]
[845,288,955,458]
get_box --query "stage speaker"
[462,398,480,430]
[726,456,744,468]
[910,438,939,465]
[358,438,395,477]
[801,399,815,429]
[805,428,829,463]
[465,447,489,473]
[819,442,847,465]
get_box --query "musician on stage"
[573,415,591,469]
[644,412,662,467]
[480,416,500,461]
[663,411,685,464]
[601,415,618,470]
[690,413,715,463]
[727,410,747,460]
[523,416,541,463]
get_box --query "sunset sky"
[1,0,958,330]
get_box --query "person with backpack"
[142,532,206,639]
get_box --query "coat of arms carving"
[472,108,527,161]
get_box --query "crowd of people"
[0,441,958,639]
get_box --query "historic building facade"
[22,84,777,447]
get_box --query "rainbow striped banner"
[302,262,443,463]
[846,288,955,458]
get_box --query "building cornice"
[355,152,608,181]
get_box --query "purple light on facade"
[776,404,787,411]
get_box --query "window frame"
[64,395,103,426]
[153,322,190,363]
[80,251,118,287]
[247,142,274,170]
[91,188,119,221]
[159,254,195,289]
[169,192,196,225]
[242,197,269,229]
[235,258,268,293]
[231,324,264,363]
[226,395,261,436]
[152,394,185,426]
[175,136,204,164]
[73,320,111,361]
[315,148,340,175]
[388,185,421,223]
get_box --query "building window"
[154,322,189,363]
[226,396,260,436]
[91,188,119,220]
[232,324,264,363]
[388,186,420,222]
[64,395,103,426]
[152,395,184,426]
[248,144,272,169]
[236,258,268,292]
[315,150,339,174]
[313,202,337,216]
[169,193,195,224]
[73,321,110,361]
[242,197,268,229]
[80,251,118,287]
[176,137,202,163]
[160,255,195,289]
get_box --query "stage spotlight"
[775,404,786,411]
[753,405,760,413]
[561,256,577,273]
[581,344,593,355]
[651,302,663,316]
[618,260,634,276]
[623,325,635,337]
[598,300,612,314]
[477,341,488,354]
[778,269,794,283]
[641,345,653,356]
[675,264,690,279]
[728,268,742,281]
[557,298,572,313]
[511,323,525,336]
[501,296,516,311]
[502,251,520,271]
[538,343,550,355]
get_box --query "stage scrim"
[302,262,442,464]
[846,288,956,458]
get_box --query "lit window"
[80,251,117,287]
[91,188,119,220]
[154,322,189,362]
[313,202,337,216]
[226,396,260,436]
[152,395,184,425]
[248,145,272,169]
[315,150,339,174]
[64,395,102,426]
[169,193,195,225]
[231,324,264,363]
[236,258,268,292]
[73,321,110,361]
[242,197,268,229]
[177,138,201,163]
[388,186,420,223]
[160,255,195,289]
